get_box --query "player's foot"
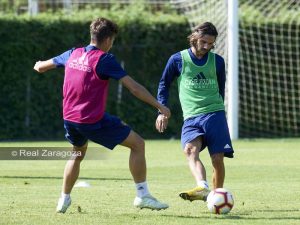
[179,186,210,202]
[133,194,169,210]
[56,196,71,213]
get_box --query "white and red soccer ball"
[207,188,234,214]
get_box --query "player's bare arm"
[120,75,171,118]
[33,59,56,73]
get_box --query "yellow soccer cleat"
[179,186,210,202]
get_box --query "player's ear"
[107,37,114,44]
[211,41,216,50]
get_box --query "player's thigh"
[82,114,131,150]
[64,121,88,147]
[181,117,205,152]
[120,130,145,151]
[205,111,233,156]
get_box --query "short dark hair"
[188,22,218,47]
[90,17,118,44]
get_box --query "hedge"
[1,4,299,140]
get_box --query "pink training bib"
[63,48,108,123]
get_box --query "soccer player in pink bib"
[34,17,170,213]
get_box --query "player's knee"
[73,143,88,161]
[131,135,145,152]
[184,144,198,158]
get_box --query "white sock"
[135,181,150,198]
[197,180,209,189]
[61,192,70,200]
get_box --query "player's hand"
[34,61,42,72]
[156,114,169,133]
[33,59,55,73]
[157,104,171,119]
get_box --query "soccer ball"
[207,188,234,214]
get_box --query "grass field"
[0,139,300,225]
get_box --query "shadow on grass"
[0,176,131,181]
[161,213,300,220]
[161,214,243,219]
[254,209,300,213]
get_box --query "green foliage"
[0,0,27,13]
[239,3,300,25]
[0,9,189,140]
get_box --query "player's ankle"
[135,181,150,198]
[61,192,70,199]
[196,180,209,189]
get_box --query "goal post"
[227,0,239,139]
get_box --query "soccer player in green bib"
[156,22,234,202]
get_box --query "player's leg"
[85,116,146,183]
[120,130,168,210]
[62,143,88,194]
[57,144,88,213]
[205,111,234,190]
[211,153,225,189]
[184,137,206,185]
[120,130,146,183]
[86,113,168,210]
[57,121,88,213]
[179,137,210,201]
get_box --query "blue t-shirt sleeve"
[215,54,226,101]
[157,53,181,106]
[52,48,75,67]
[96,53,127,80]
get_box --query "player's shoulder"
[212,52,225,62]
[211,52,225,66]
[62,47,76,56]
[97,52,117,66]
[169,51,182,63]
[102,52,114,58]
[99,52,116,61]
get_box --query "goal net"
[171,0,300,138]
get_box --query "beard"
[196,48,209,55]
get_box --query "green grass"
[0,139,300,225]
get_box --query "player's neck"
[89,42,107,52]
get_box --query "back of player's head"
[90,18,118,44]
[188,22,218,48]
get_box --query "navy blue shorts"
[181,111,234,158]
[64,113,131,150]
